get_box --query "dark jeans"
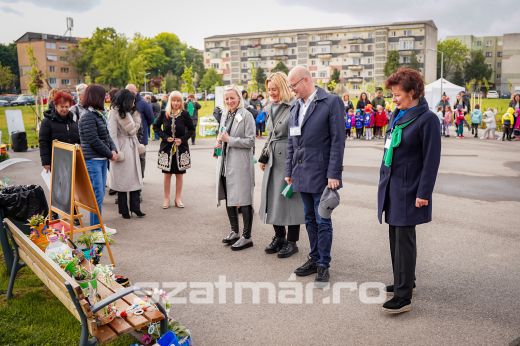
[191,126,197,144]
[471,123,479,136]
[117,191,141,215]
[389,225,416,300]
[273,225,300,242]
[503,125,512,140]
[300,192,333,268]
[256,122,265,136]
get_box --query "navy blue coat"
[377,98,441,226]
[135,94,154,145]
[78,108,116,160]
[285,87,346,194]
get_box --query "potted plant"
[27,214,46,240]
[76,232,112,265]
[63,257,98,298]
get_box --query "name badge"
[235,114,243,123]
[289,126,301,137]
[384,135,392,149]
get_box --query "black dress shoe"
[382,296,412,314]
[122,213,131,219]
[277,241,298,258]
[385,283,416,296]
[131,210,146,218]
[315,266,329,284]
[294,258,317,277]
[265,236,285,254]
[108,189,117,196]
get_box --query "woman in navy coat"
[377,68,441,314]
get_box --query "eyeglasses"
[288,78,305,90]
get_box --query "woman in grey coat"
[108,89,146,219]
[215,85,256,251]
[259,72,305,258]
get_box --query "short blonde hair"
[342,92,350,101]
[223,85,244,111]
[166,91,184,117]
[265,72,292,103]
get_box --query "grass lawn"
[0,253,132,345]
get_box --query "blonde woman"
[215,85,256,251]
[153,91,195,209]
[259,72,305,258]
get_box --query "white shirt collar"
[298,88,318,107]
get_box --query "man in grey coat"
[285,66,345,284]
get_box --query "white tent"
[424,78,465,111]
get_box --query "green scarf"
[383,117,418,167]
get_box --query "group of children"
[436,104,520,141]
[345,104,390,140]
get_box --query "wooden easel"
[48,141,115,265]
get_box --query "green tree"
[256,67,266,91]
[26,46,44,128]
[247,62,258,93]
[181,65,195,93]
[452,67,465,86]
[199,68,223,93]
[327,80,337,92]
[272,61,289,74]
[0,43,19,91]
[437,39,470,79]
[384,50,400,77]
[408,52,421,71]
[164,72,178,92]
[464,50,492,84]
[331,68,341,83]
[0,64,15,92]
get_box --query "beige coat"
[108,109,144,192]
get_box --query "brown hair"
[385,67,424,99]
[83,84,106,110]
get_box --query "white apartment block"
[204,21,438,90]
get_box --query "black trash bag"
[0,185,49,222]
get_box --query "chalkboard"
[51,146,73,214]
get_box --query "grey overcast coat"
[377,97,441,226]
[108,109,144,192]
[216,107,256,207]
[259,100,305,226]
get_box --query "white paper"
[41,169,51,190]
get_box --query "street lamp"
[144,72,151,92]
[427,48,444,99]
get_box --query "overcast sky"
[1,0,518,48]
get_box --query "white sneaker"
[104,226,117,235]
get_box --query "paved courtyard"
[2,136,519,345]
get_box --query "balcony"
[273,54,289,60]
[347,51,363,58]
[346,77,363,83]
[348,38,364,44]
[398,49,415,55]
[209,47,223,53]
[317,40,332,45]
[273,43,288,49]
[348,64,363,71]
[317,53,332,59]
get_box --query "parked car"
[195,93,204,100]
[500,91,511,99]
[206,93,215,100]
[10,95,35,106]
[486,90,499,99]
[0,100,10,107]
[0,95,17,104]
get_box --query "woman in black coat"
[153,91,195,209]
[39,91,80,172]
[356,92,371,110]
[377,68,441,314]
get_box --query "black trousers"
[273,225,300,242]
[345,129,351,138]
[503,125,512,140]
[471,123,479,136]
[117,191,141,215]
[139,151,146,178]
[389,225,416,300]
[356,127,363,139]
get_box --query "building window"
[476,41,481,46]
[367,45,373,51]
[319,71,327,78]
[47,55,58,61]
[59,45,68,51]
[403,30,413,36]
[59,55,67,61]
[45,42,56,49]
[48,78,56,85]
[496,74,501,79]
[60,67,69,73]
[61,79,70,85]
[49,66,55,72]
[487,63,492,69]
[497,52,502,57]
[497,62,501,68]
[485,40,492,47]
[322,60,330,66]
[353,84,360,90]
[485,52,492,57]
[211,63,219,69]
[390,31,396,37]
[311,60,316,65]
[311,72,316,77]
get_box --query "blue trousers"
[85,159,107,229]
[300,192,333,267]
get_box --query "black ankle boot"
[277,241,299,258]
[240,205,253,239]
[265,236,285,254]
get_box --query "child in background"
[436,106,444,136]
[443,105,453,137]
[470,104,482,138]
[455,107,466,138]
[374,105,388,139]
[481,107,497,140]
[384,103,393,136]
[514,108,520,140]
[354,109,364,139]
[255,103,266,139]
[363,105,375,140]
[345,108,354,140]
[501,107,515,141]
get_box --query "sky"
[0,0,519,48]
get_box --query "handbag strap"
[262,103,288,152]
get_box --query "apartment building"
[204,21,438,91]
[16,32,81,94]
[447,33,520,93]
